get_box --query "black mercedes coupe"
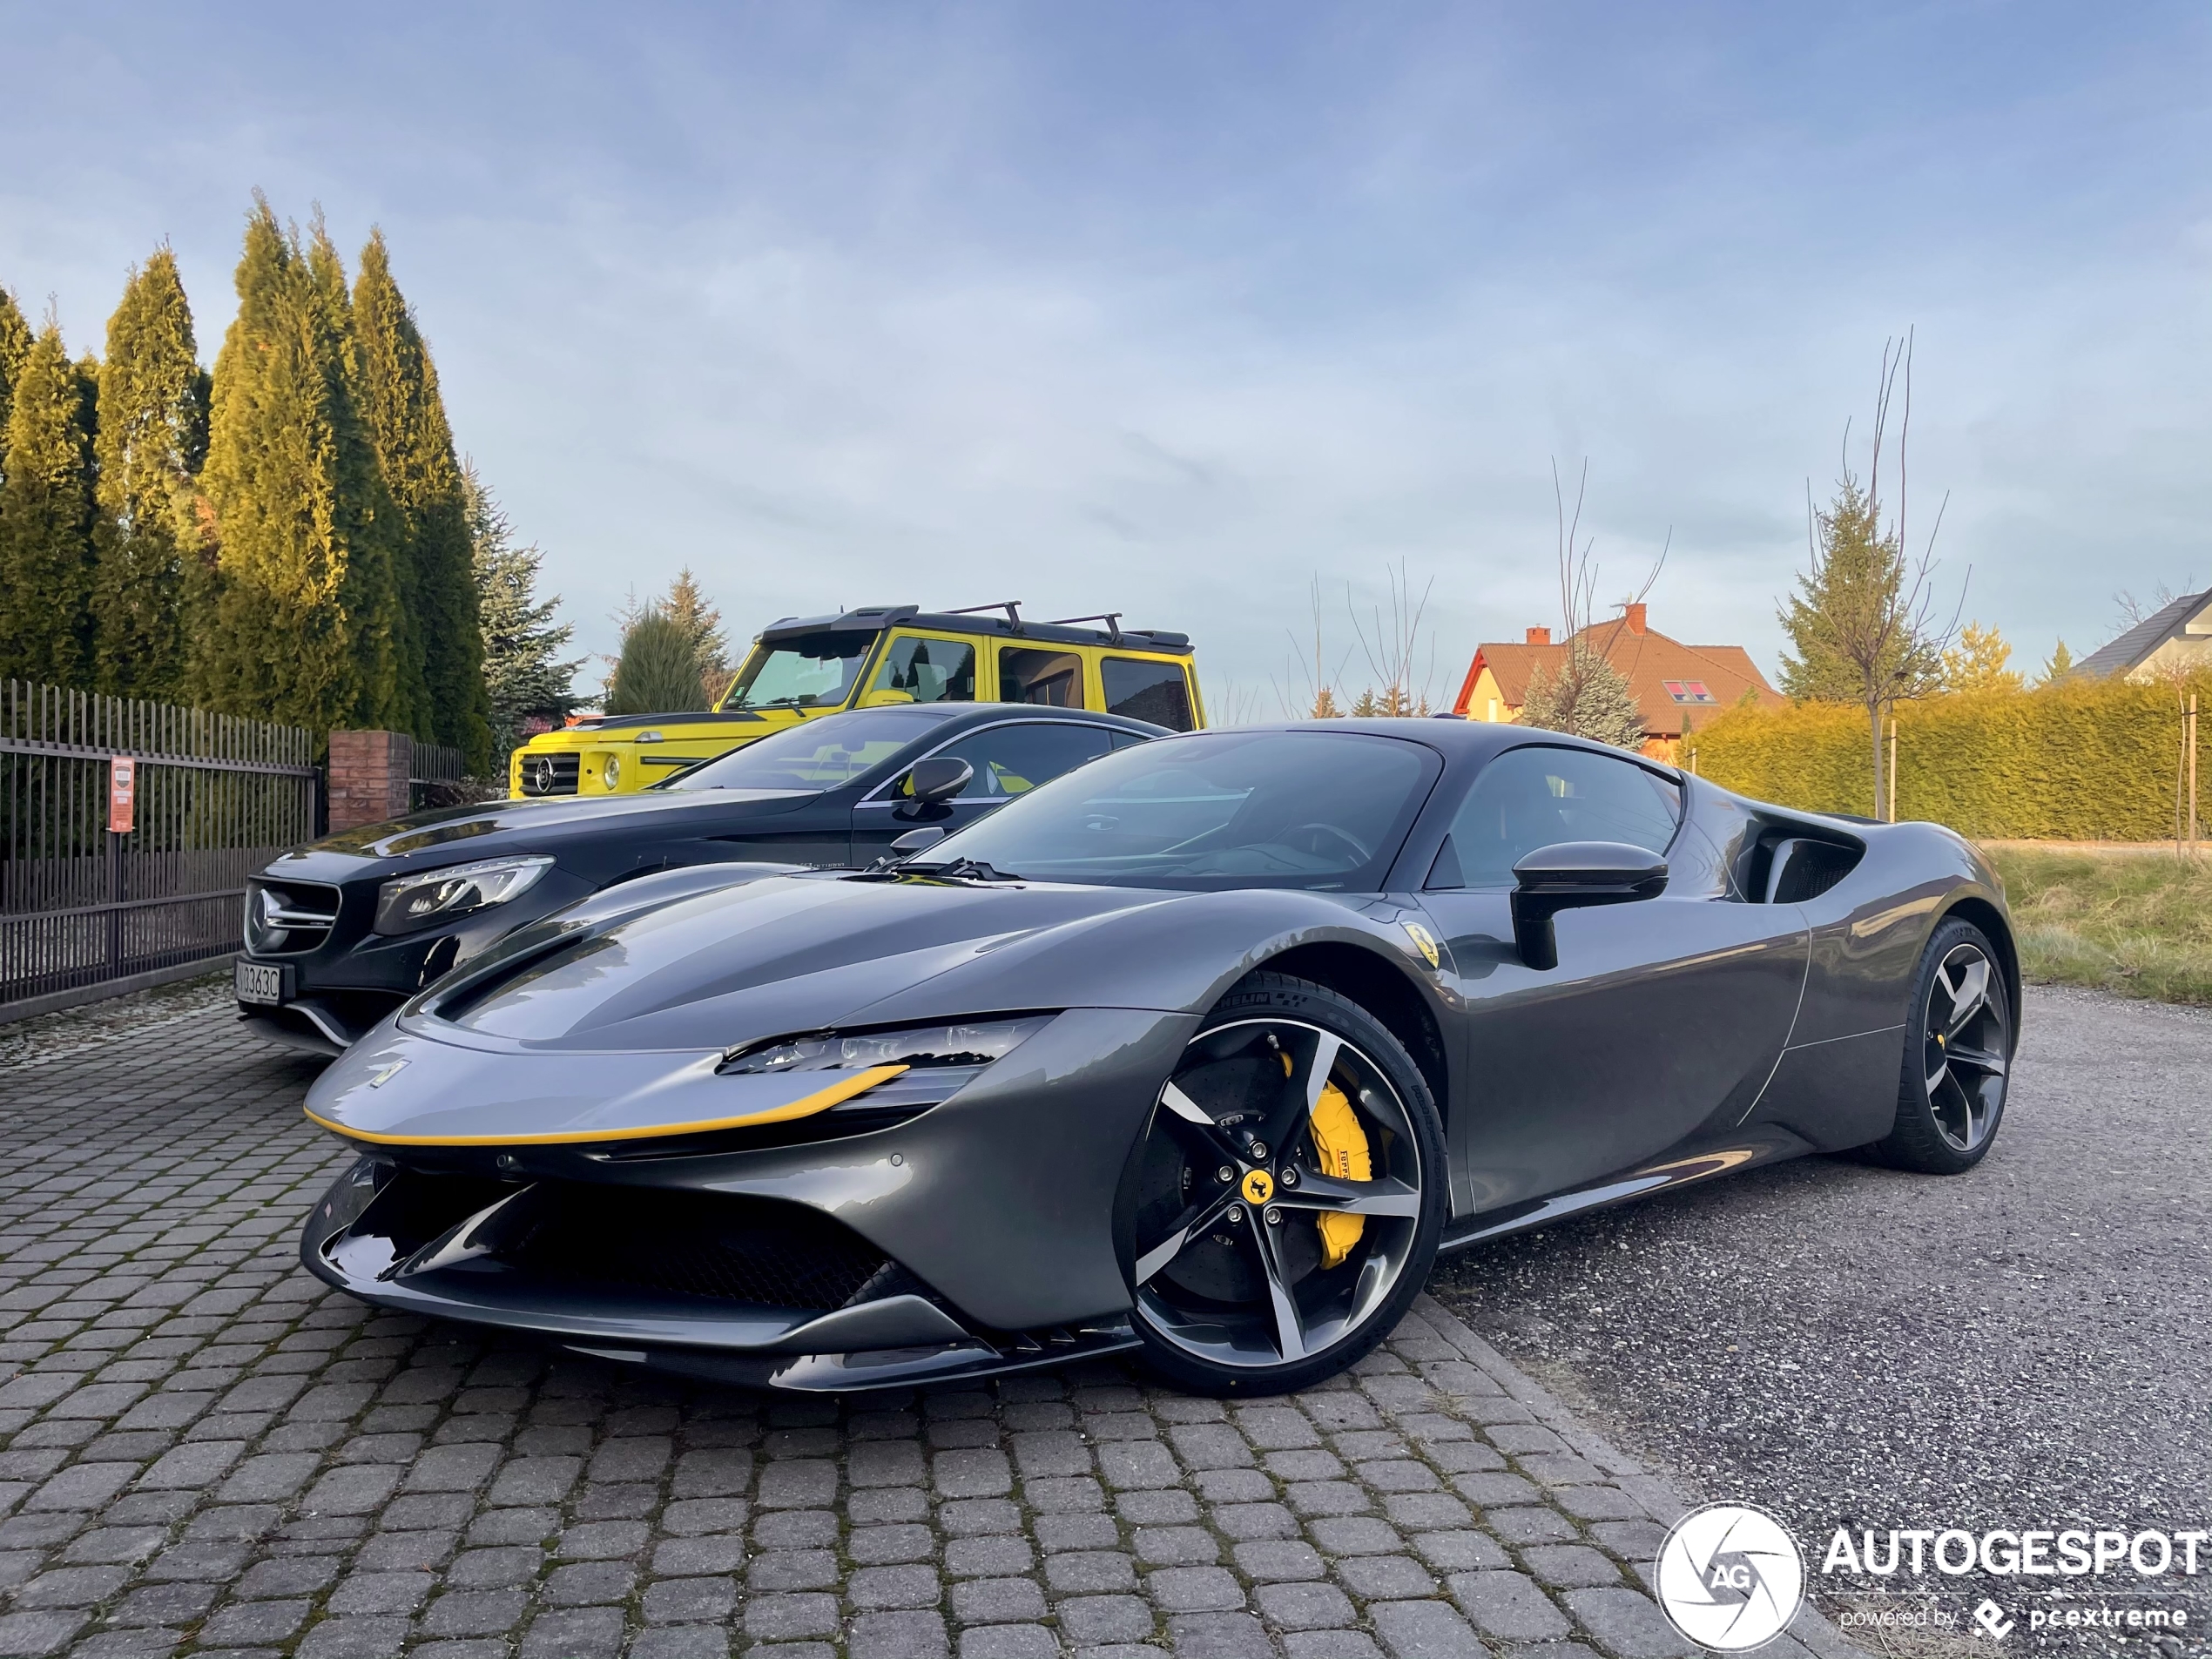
[299,720,2017,1395]
[238,704,1161,1053]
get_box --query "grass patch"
[1983,846,2212,1006]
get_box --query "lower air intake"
[502,1187,887,1312]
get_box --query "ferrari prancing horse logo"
[1403,921,1440,968]
[1241,1169,1274,1204]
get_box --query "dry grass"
[1983,845,2212,1006]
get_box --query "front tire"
[1123,972,1447,1395]
[1871,918,2012,1174]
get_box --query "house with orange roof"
[1451,604,1785,761]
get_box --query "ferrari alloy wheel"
[1872,918,2012,1175]
[1123,973,1447,1394]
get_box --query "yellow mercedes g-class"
[510,603,1205,797]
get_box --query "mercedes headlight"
[374,855,556,936]
[720,1016,1051,1076]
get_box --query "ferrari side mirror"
[906,757,974,806]
[1509,840,1668,971]
[890,826,948,858]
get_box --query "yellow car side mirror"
[859,689,916,708]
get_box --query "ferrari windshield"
[721,631,878,711]
[662,710,944,792]
[913,730,1439,890]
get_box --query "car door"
[858,633,979,708]
[851,719,1116,862]
[1417,744,1808,1214]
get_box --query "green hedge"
[1685,677,2212,840]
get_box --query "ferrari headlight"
[374,855,555,936]
[721,1016,1051,1076]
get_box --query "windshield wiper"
[910,857,1026,883]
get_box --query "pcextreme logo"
[1655,1503,1807,1651]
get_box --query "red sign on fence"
[108,756,135,834]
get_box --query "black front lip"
[297,1159,1140,1392]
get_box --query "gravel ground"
[1430,985,2212,1654]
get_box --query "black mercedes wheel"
[1122,972,1447,1394]
[1871,918,2012,1174]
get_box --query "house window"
[1663,679,1718,705]
[1487,698,1501,722]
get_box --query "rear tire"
[1122,972,1447,1395]
[1870,918,2012,1175]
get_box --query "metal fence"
[408,739,472,811]
[1,680,318,1009]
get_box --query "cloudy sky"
[4,2,2209,707]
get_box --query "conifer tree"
[0,320,98,684]
[2037,639,2074,686]
[606,610,711,714]
[91,249,208,700]
[307,219,408,728]
[196,199,404,737]
[1940,621,2023,694]
[469,465,584,762]
[661,567,731,702]
[1521,641,1645,749]
[0,289,32,482]
[353,229,487,764]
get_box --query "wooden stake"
[1887,718,1899,823]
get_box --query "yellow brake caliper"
[1283,1053,1370,1269]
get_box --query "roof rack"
[1047,611,1123,644]
[944,600,1024,630]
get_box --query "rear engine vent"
[245,879,341,954]
[1765,838,1862,905]
[501,1187,887,1311]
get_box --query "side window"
[1432,747,1682,889]
[1101,657,1195,732]
[999,647,1083,708]
[921,721,1114,799]
[867,636,975,704]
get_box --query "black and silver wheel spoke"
[1157,1081,1244,1165]
[1248,1208,1309,1363]
[1255,1030,1341,1157]
[1271,1170,1422,1218]
[1133,1188,1239,1285]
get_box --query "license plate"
[235,961,285,1006]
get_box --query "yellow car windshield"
[723,631,877,710]
[663,710,943,792]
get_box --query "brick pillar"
[327,730,415,832]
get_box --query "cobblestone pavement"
[0,1004,1854,1659]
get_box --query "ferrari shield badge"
[1402,921,1440,968]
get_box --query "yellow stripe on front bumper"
[301,1063,911,1147]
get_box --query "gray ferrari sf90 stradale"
[300,721,2017,1395]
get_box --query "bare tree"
[1519,460,1665,748]
[1347,560,1437,716]
[1777,332,1965,819]
[1275,576,1351,718]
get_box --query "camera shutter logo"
[1655,1502,1804,1651]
